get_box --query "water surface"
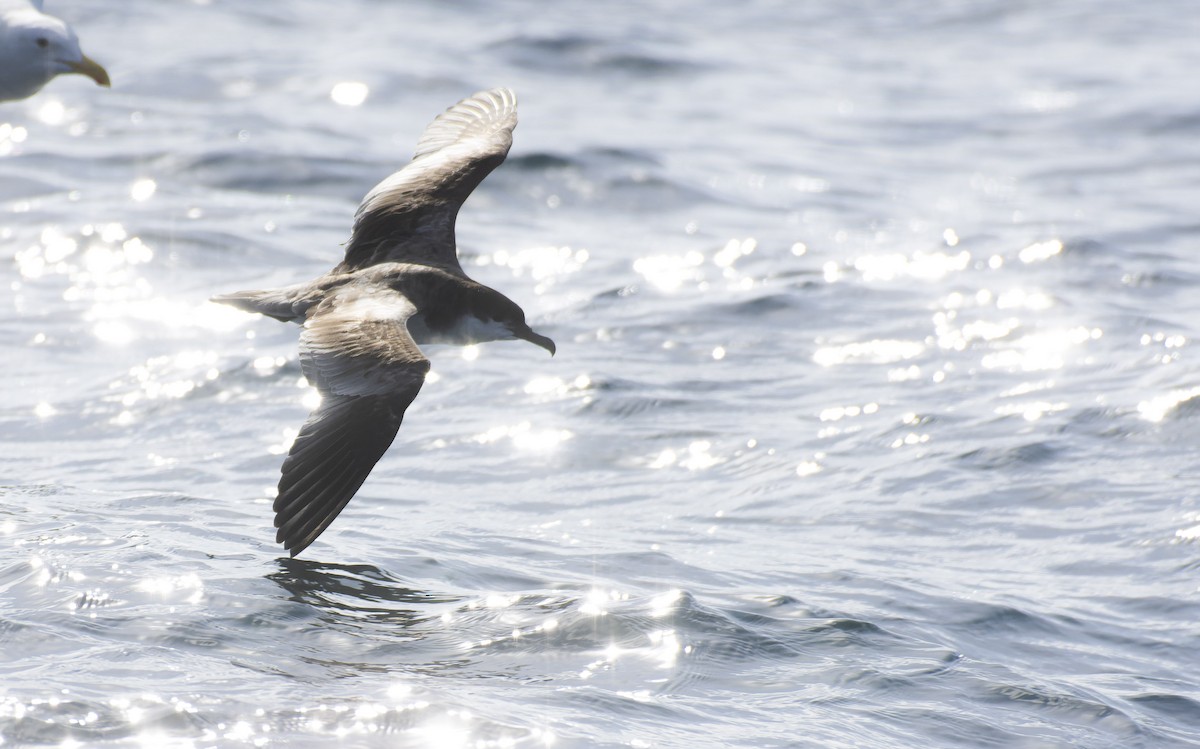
[3,1,1200,746]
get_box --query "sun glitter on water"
[330,81,369,107]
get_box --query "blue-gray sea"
[3,1,1200,746]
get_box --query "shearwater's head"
[478,289,556,355]
[0,10,110,100]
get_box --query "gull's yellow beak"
[66,54,110,87]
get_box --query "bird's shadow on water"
[268,557,459,628]
[239,559,482,680]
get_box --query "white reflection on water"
[712,237,756,271]
[819,402,879,422]
[648,588,681,617]
[90,299,249,344]
[1141,332,1187,349]
[14,223,250,349]
[645,629,682,668]
[576,590,687,680]
[25,556,84,585]
[1176,515,1200,541]
[476,245,588,294]
[993,400,1069,422]
[633,250,704,292]
[129,179,157,202]
[822,260,843,283]
[93,319,135,345]
[252,355,286,375]
[472,421,572,452]
[888,365,922,382]
[0,122,30,156]
[645,440,721,471]
[120,350,220,406]
[34,99,71,126]
[136,573,204,604]
[221,721,259,745]
[580,587,626,616]
[980,327,1102,372]
[1023,89,1078,112]
[1138,386,1200,423]
[523,374,591,402]
[1000,379,1056,398]
[1019,239,1063,263]
[890,432,930,450]
[330,81,369,107]
[1141,331,1187,367]
[853,249,970,282]
[15,226,83,279]
[934,308,1018,352]
[267,427,301,456]
[818,401,879,440]
[482,592,522,609]
[813,339,924,367]
[411,716,471,749]
[795,460,823,477]
[633,237,762,293]
[994,288,1053,311]
[300,384,321,411]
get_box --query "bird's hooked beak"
[513,324,556,356]
[64,54,110,87]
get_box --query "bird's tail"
[210,287,313,323]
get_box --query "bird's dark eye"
[35,37,49,48]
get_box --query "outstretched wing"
[273,287,430,556]
[334,88,518,275]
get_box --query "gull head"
[0,10,109,100]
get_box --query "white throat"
[406,313,512,346]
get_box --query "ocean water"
[3,0,1200,746]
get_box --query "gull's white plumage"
[0,0,108,102]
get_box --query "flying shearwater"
[213,88,555,557]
